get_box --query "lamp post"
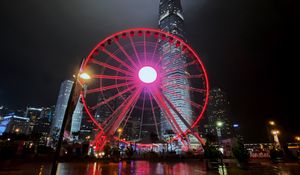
[216,121,223,147]
[216,120,224,173]
[295,136,300,161]
[271,130,280,147]
[267,120,277,143]
[50,67,90,175]
[117,128,122,147]
[295,136,300,151]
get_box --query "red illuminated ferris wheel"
[79,28,209,151]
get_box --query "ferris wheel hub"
[138,66,157,84]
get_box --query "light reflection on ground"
[1,160,300,175]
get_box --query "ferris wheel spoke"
[129,37,142,66]
[162,83,206,94]
[91,59,134,76]
[106,88,143,135]
[93,130,105,143]
[151,89,183,135]
[91,84,137,110]
[115,40,139,69]
[155,44,172,67]
[160,86,203,109]
[148,93,160,139]
[144,35,147,63]
[150,38,159,63]
[162,60,198,77]
[164,74,204,80]
[160,91,193,131]
[92,74,134,81]
[160,52,182,69]
[193,132,206,146]
[119,91,140,138]
[102,48,135,72]
[138,92,146,140]
[101,88,138,130]
[86,82,133,94]
[81,92,103,130]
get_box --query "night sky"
[1,0,299,142]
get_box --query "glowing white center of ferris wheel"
[138,66,157,83]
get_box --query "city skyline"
[1,0,299,142]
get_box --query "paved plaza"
[1,160,300,175]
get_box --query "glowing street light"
[269,121,275,126]
[271,130,281,147]
[117,128,123,148]
[271,130,280,135]
[215,120,224,170]
[295,136,300,142]
[15,128,20,133]
[79,72,91,80]
[117,128,123,133]
[216,121,224,128]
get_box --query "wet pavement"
[1,160,300,175]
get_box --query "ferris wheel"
[79,28,209,151]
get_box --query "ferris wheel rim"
[80,27,209,140]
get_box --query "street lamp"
[215,120,223,149]
[295,136,300,150]
[271,130,281,147]
[215,120,224,172]
[117,128,123,145]
[50,69,90,175]
[266,120,277,144]
[269,121,275,126]
[271,130,280,135]
[295,136,300,142]
[117,128,123,134]
[216,121,224,128]
[79,72,91,80]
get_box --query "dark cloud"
[1,0,299,142]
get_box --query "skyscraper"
[0,115,30,135]
[24,107,43,134]
[50,80,83,140]
[159,0,185,39]
[159,0,193,137]
[205,88,233,140]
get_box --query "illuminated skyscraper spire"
[159,0,193,138]
[159,0,185,39]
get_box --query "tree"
[232,138,249,168]
[203,141,221,161]
[103,143,111,159]
[125,145,134,159]
[269,144,284,163]
[111,145,120,162]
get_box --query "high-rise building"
[0,115,30,135]
[159,0,185,39]
[205,88,233,140]
[35,107,54,133]
[79,111,94,141]
[159,0,193,138]
[0,106,11,118]
[50,80,83,140]
[25,107,43,134]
